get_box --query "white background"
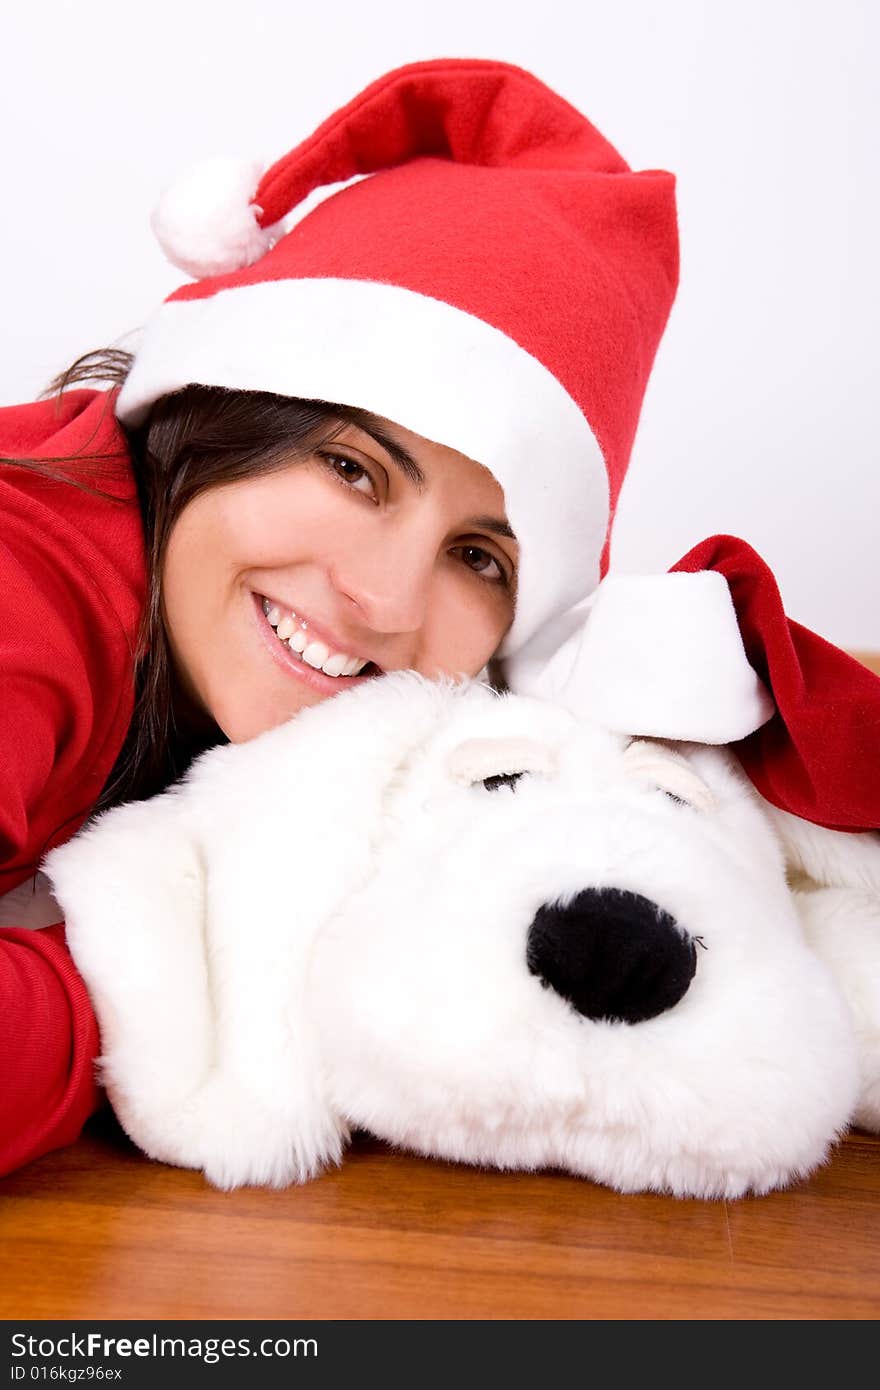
[2,0,877,648]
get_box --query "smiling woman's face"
[160,412,519,743]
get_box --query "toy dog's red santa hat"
[116,57,880,832]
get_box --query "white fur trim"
[506,571,776,742]
[150,157,279,279]
[115,277,607,656]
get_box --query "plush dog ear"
[766,806,880,896]
[42,794,215,1132]
[45,782,350,1190]
[762,807,880,1135]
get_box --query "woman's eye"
[454,544,510,587]
[320,452,377,499]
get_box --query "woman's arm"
[0,921,103,1178]
[0,616,108,1178]
[0,391,145,1178]
[0,662,106,1178]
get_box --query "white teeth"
[302,640,330,670]
[260,595,371,678]
[322,652,350,678]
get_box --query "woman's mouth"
[251,592,381,694]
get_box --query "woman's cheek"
[423,576,512,676]
[236,487,350,568]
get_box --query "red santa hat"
[115,57,880,830]
[116,58,696,684]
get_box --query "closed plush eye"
[661,789,690,808]
[482,771,526,792]
[622,739,716,813]
[447,736,558,788]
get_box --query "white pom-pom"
[150,156,279,279]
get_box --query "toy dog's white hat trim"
[511,570,776,744]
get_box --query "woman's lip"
[250,592,378,694]
[259,590,378,671]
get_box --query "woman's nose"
[330,527,436,635]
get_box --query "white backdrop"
[3,0,877,648]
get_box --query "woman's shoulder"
[0,385,148,809]
[0,386,147,624]
[1,385,105,437]
[0,389,148,892]
[0,387,136,495]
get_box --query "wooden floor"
[0,1109,878,1321]
[2,653,878,1322]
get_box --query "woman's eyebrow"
[344,411,518,543]
[468,514,518,542]
[343,413,427,490]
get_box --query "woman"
[2,57,877,1180]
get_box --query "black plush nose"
[526,887,697,1024]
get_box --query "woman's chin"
[219,692,323,745]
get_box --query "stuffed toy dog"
[43,671,880,1199]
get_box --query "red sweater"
[1,388,878,1181]
[0,389,146,1177]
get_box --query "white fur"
[512,571,776,744]
[150,157,278,279]
[43,672,878,1198]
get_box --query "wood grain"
[1,653,878,1322]
[1,1114,878,1321]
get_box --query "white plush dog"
[43,671,880,1199]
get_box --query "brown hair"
[3,349,426,826]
